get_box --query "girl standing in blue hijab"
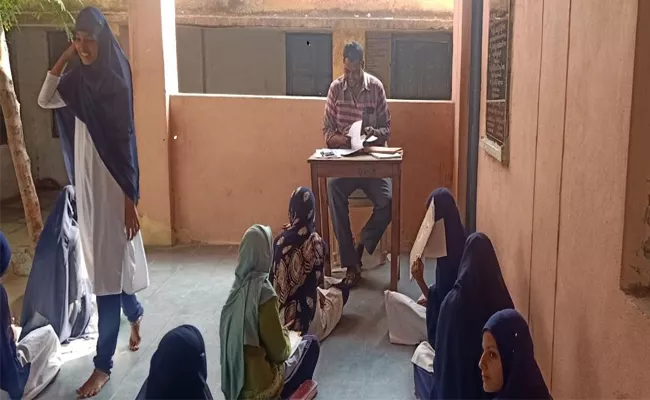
[38,7,149,398]
[414,233,514,400]
[480,309,551,399]
[1,232,62,400]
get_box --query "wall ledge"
[480,136,509,165]
[624,292,650,321]
[171,92,454,105]
[18,12,453,31]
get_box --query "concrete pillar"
[332,29,366,79]
[451,0,473,220]
[128,0,178,246]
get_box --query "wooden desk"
[308,152,403,291]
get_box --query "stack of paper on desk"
[367,146,403,154]
[370,152,402,159]
[369,146,403,159]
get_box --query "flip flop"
[342,271,361,287]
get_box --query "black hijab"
[424,188,467,346]
[137,325,213,399]
[0,232,30,400]
[432,233,514,399]
[484,309,551,400]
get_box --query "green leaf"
[2,0,81,34]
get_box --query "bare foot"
[76,369,110,398]
[129,317,142,351]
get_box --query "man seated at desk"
[322,40,392,287]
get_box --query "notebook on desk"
[370,152,402,159]
[366,146,403,154]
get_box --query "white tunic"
[0,325,62,400]
[38,72,149,296]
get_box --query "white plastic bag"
[121,233,150,295]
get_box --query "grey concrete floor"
[39,245,433,400]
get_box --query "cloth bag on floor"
[384,290,427,345]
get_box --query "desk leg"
[390,168,402,291]
[321,179,331,277]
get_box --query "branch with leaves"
[0,0,80,265]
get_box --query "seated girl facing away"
[1,232,62,400]
[413,233,514,400]
[480,309,552,400]
[20,186,93,344]
[270,187,350,340]
[137,324,213,399]
[384,188,467,346]
[220,225,320,400]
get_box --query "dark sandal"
[343,270,361,287]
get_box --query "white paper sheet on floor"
[411,341,435,373]
[384,290,427,345]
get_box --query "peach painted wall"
[477,0,650,397]
[169,94,454,247]
[451,0,472,220]
[129,0,178,246]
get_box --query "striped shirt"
[323,72,391,148]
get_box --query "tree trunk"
[0,29,43,245]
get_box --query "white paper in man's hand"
[346,120,366,150]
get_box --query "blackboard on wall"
[485,0,511,145]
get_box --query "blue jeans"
[93,292,144,374]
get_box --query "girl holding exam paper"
[384,188,466,346]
